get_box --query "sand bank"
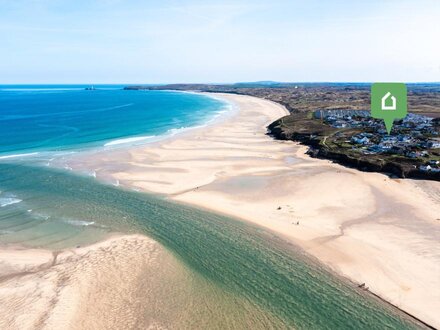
[65,93,440,328]
[0,235,164,329]
[1,231,292,329]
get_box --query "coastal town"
[314,110,440,173]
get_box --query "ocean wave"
[26,209,51,221]
[64,219,95,227]
[103,109,229,149]
[106,127,193,146]
[0,197,22,207]
[165,122,211,136]
[167,126,190,136]
[0,152,40,160]
[104,135,156,146]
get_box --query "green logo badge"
[371,83,407,134]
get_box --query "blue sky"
[1,0,439,83]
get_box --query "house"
[330,119,348,128]
[368,145,383,153]
[398,135,411,143]
[351,136,370,145]
[406,151,420,158]
[420,165,432,172]
[422,140,440,149]
[378,142,393,150]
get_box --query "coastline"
[64,92,440,328]
[0,89,232,163]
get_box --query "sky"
[1,0,439,84]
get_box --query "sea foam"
[64,219,95,227]
[104,135,156,146]
[0,152,40,160]
[0,197,22,207]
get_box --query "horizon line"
[1,81,440,85]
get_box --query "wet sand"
[65,93,440,328]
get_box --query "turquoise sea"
[0,85,228,157]
[0,86,424,329]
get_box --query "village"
[314,110,440,173]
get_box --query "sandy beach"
[63,93,440,328]
[0,235,165,329]
[2,232,280,330]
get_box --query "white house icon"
[381,92,396,111]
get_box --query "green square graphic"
[371,83,407,134]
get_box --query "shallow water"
[0,163,423,329]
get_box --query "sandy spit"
[0,235,170,329]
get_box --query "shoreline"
[0,90,233,163]
[64,92,440,328]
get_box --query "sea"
[0,85,229,158]
[0,85,423,329]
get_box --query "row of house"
[317,110,440,172]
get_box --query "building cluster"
[314,110,440,173]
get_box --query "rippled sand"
[0,234,284,329]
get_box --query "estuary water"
[0,164,422,329]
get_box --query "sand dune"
[65,93,440,328]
